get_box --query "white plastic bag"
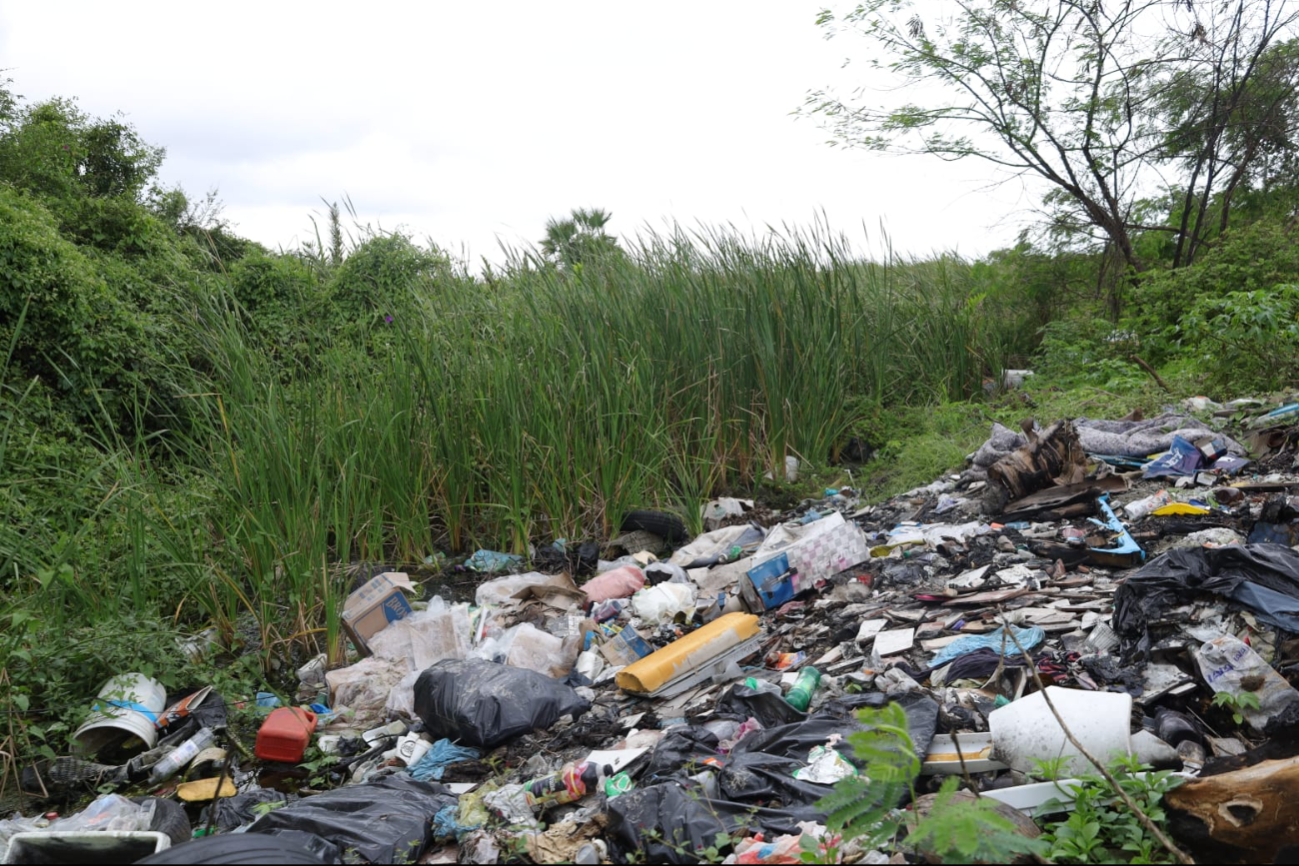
[1194,634,1299,729]
[631,583,697,625]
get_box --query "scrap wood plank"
[943,588,1032,607]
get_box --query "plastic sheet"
[412,659,591,748]
[1113,545,1299,659]
[247,775,455,865]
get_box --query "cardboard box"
[342,572,414,655]
[599,626,653,667]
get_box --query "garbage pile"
[10,397,1299,864]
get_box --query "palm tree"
[539,207,621,269]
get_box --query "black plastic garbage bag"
[413,658,591,748]
[137,830,341,864]
[201,786,297,833]
[731,692,939,769]
[642,726,722,780]
[716,683,806,728]
[607,780,815,864]
[247,775,455,864]
[717,750,834,808]
[1113,544,1299,659]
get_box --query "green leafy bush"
[1175,285,1299,392]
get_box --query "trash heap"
[10,397,1299,864]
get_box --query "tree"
[1155,30,1299,266]
[805,0,1299,284]
[539,207,622,269]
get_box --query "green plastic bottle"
[785,666,822,711]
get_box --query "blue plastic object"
[1141,436,1202,479]
[1087,494,1145,567]
[745,553,795,610]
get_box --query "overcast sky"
[1,1,1042,266]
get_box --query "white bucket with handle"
[72,673,166,755]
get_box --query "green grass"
[0,221,1040,775]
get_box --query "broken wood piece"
[1165,755,1299,863]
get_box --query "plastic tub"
[72,674,166,755]
[3,830,169,864]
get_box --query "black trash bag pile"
[1114,544,1299,659]
[412,658,591,749]
[138,830,343,865]
[246,775,456,864]
[611,692,940,862]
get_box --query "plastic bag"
[607,780,816,864]
[631,583,697,625]
[1194,635,1299,730]
[929,625,1045,667]
[201,787,296,833]
[468,622,573,678]
[644,561,690,585]
[325,656,409,729]
[642,726,722,779]
[581,566,645,603]
[717,683,805,729]
[1142,435,1203,478]
[413,659,591,748]
[53,793,153,832]
[247,775,455,864]
[1114,545,1299,659]
[474,572,572,608]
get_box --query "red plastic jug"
[254,707,317,763]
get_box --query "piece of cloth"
[930,625,1045,667]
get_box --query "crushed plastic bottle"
[148,727,216,784]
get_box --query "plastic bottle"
[744,677,783,696]
[785,666,822,712]
[521,760,612,811]
[148,727,216,784]
[1123,489,1171,520]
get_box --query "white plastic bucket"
[989,686,1132,777]
[72,673,166,755]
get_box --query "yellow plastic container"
[615,612,760,695]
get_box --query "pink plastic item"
[581,566,646,603]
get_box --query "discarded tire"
[621,510,688,543]
[135,829,340,864]
[130,795,192,846]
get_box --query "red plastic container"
[254,707,317,763]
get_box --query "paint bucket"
[72,674,166,756]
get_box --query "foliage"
[806,0,1299,295]
[1212,690,1263,725]
[1038,754,1184,864]
[539,207,623,270]
[818,703,1046,862]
